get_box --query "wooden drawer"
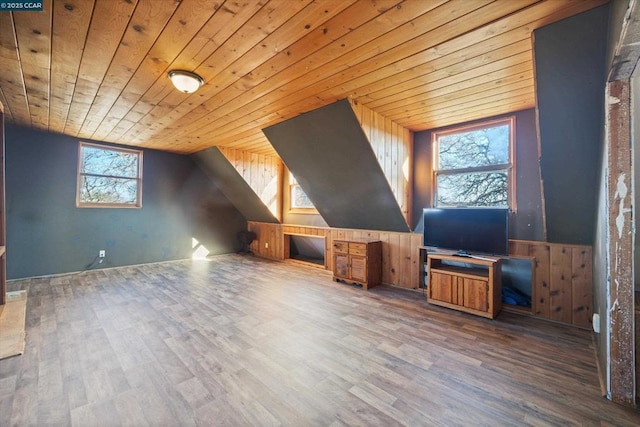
[333,241,349,254]
[349,242,367,256]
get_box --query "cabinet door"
[462,278,489,312]
[334,254,349,278]
[429,272,455,304]
[350,256,367,282]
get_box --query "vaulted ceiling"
[0,0,607,156]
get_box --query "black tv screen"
[423,208,509,256]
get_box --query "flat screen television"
[423,208,509,256]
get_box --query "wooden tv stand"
[427,253,502,319]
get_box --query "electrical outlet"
[99,250,106,258]
[265,242,269,249]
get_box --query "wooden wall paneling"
[387,233,401,287]
[362,230,380,241]
[325,230,333,272]
[509,240,530,257]
[571,246,592,328]
[549,245,573,324]
[248,221,283,260]
[248,224,593,325]
[551,245,568,320]
[398,232,412,288]
[410,233,423,289]
[509,239,593,328]
[243,150,251,178]
[349,100,412,225]
[248,221,262,257]
[530,243,551,319]
[275,224,284,260]
[375,232,389,285]
[219,147,282,219]
[283,234,290,260]
[403,127,413,226]
[250,152,259,190]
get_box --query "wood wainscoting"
[249,222,423,289]
[509,240,592,329]
[248,223,593,328]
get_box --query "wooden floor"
[1,254,639,426]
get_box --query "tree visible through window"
[77,142,143,207]
[433,117,514,208]
[289,172,315,210]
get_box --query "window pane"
[82,146,139,178]
[291,185,314,208]
[80,176,138,204]
[436,172,508,207]
[438,124,509,170]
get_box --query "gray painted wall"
[412,109,544,241]
[6,125,246,279]
[534,5,609,245]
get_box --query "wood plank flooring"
[1,254,639,426]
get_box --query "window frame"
[432,116,516,210]
[76,142,143,208]
[288,171,317,214]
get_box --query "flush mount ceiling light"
[167,70,204,93]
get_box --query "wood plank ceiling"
[0,0,607,156]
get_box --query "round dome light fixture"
[168,70,204,93]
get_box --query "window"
[289,172,316,212]
[77,142,143,208]
[433,117,515,209]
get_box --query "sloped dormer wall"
[192,147,279,224]
[263,99,410,232]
